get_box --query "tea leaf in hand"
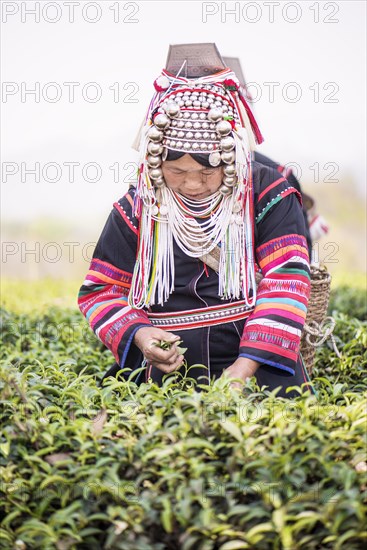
[154,340,187,355]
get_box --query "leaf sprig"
[154,339,188,355]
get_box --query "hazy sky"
[1,0,366,224]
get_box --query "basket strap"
[303,317,341,358]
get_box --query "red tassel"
[238,93,264,145]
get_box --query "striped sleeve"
[78,190,151,370]
[239,164,311,375]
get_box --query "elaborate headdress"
[129,44,264,310]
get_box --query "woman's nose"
[184,173,202,187]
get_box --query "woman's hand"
[133,326,184,373]
[221,357,260,390]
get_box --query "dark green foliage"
[0,289,366,550]
[328,286,367,321]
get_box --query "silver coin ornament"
[147,155,161,168]
[148,142,163,156]
[224,164,236,176]
[154,177,165,187]
[220,136,236,152]
[148,126,164,142]
[208,108,223,122]
[223,175,237,187]
[149,168,163,180]
[221,151,236,164]
[165,101,180,118]
[216,120,233,136]
[162,147,168,161]
[209,151,221,167]
[154,113,170,130]
[219,184,232,196]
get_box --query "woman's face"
[161,154,223,200]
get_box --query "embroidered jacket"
[78,161,311,378]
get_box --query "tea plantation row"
[0,284,366,549]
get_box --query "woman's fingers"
[155,355,185,373]
[143,340,178,363]
[133,326,184,372]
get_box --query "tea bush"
[0,285,366,549]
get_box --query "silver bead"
[178,131,185,138]
[216,120,232,136]
[224,164,236,176]
[148,142,163,156]
[221,151,236,164]
[219,184,232,196]
[202,122,209,130]
[191,113,199,120]
[171,129,178,137]
[171,120,178,127]
[154,114,170,130]
[147,155,162,168]
[178,100,185,107]
[184,142,191,150]
[210,133,217,140]
[209,151,221,167]
[176,141,183,149]
[194,132,201,139]
[186,131,194,139]
[165,101,180,118]
[200,143,208,151]
[185,100,193,107]
[183,112,191,119]
[203,131,210,139]
[154,177,165,187]
[220,136,236,152]
[193,122,201,130]
[149,168,163,180]
[207,143,214,150]
[202,101,209,108]
[185,121,193,129]
[223,175,237,187]
[147,126,163,142]
[192,143,200,150]
[199,113,206,120]
[177,120,185,128]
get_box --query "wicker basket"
[300,265,332,376]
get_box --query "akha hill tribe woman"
[78,68,315,398]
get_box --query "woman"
[78,67,315,398]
